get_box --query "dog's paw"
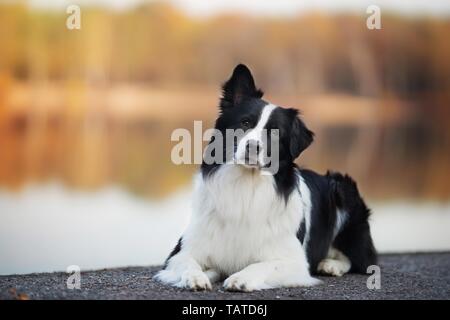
[223,272,266,292]
[153,269,177,284]
[317,259,348,277]
[178,270,212,291]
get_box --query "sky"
[25,0,450,17]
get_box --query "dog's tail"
[327,171,368,216]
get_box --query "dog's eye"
[241,119,251,129]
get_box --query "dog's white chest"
[184,166,305,275]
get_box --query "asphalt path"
[1,253,448,300]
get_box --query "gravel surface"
[1,253,449,300]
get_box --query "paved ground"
[0,253,449,300]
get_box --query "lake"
[0,183,449,275]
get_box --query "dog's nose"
[245,139,261,156]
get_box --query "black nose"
[245,140,261,157]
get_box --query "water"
[0,184,449,275]
[0,184,190,276]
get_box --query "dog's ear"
[289,109,314,159]
[220,64,263,109]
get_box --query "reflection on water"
[0,184,449,275]
[2,87,449,200]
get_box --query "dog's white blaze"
[235,103,276,166]
[155,167,320,290]
[256,103,276,131]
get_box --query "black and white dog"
[155,64,377,291]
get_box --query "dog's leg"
[223,259,320,292]
[154,252,212,290]
[329,172,377,273]
[317,247,351,277]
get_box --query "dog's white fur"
[155,165,321,291]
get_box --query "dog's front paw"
[317,259,347,277]
[223,272,266,292]
[179,270,212,291]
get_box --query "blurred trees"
[0,2,449,199]
[1,3,448,96]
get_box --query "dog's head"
[204,64,314,175]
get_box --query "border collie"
[155,64,377,291]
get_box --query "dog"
[155,64,377,291]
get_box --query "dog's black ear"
[220,64,263,109]
[289,109,314,159]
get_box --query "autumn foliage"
[0,3,449,199]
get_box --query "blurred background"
[0,0,449,275]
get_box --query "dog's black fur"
[297,170,377,274]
